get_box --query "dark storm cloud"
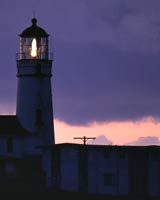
[54,42,160,124]
[52,0,160,125]
[0,0,160,124]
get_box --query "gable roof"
[0,115,31,137]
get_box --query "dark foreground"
[1,188,160,200]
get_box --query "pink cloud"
[88,134,112,145]
[125,136,160,146]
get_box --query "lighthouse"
[16,18,55,149]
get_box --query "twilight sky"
[1,0,160,145]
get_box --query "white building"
[40,143,160,198]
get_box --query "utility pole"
[74,136,96,192]
[74,136,96,145]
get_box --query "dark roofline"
[36,142,160,150]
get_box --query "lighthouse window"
[36,109,43,126]
[7,137,13,153]
[36,63,41,74]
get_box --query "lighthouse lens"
[31,38,37,58]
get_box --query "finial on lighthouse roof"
[32,18,37,26]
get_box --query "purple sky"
[1,0,160,128]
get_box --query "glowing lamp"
[31,38,37,58]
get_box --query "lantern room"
[18,18,51,60]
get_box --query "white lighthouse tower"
[16,18,55,151]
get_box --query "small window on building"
[35,109,43,126]
[104,173,113,186]
[104,149,110,159]
[7,137,13,153]
[150,149,159,161]
[119,151,126,159]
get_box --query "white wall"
[148,157,160,196]
[88,148,128,195]
[60,147,79,191]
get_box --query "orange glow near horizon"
[54,117,160,145]
[31,38,37,57]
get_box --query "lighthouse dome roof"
[20,18,49,38]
